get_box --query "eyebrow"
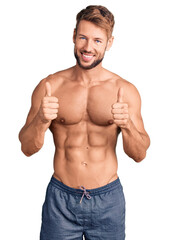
[78,34,87,37]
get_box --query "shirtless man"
[19,5,150,240]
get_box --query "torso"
[48,67,123,189]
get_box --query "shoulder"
[104,69,141,97]
[32,67,73,97]
[115,77,141,102]
[117,78,142,112]
[107,72,142,109]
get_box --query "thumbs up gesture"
[111,88,129,129]
[39,82,59,123]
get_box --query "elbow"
[19,134,33,157]
[21,145,34,157]
[23,152,32,157]
[133,151,147,163]
[19,134,43,157]
[134,140,150,163]
[20,143,42,157]
[125,149,147,163]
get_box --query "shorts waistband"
[50,176,122,196]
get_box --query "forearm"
[121,119,150,162]
[19,114,50,156]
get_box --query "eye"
[80,37,86,40]
[95,39,101,43]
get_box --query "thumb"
[117,87,124,103]
[45,82,52,97]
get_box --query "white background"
[1,0,169,239]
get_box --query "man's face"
[73,20,112,70]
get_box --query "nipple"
[60,118,65,124]
[108,119,113,125]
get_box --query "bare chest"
[51,82,118,126]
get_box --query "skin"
[19,20,150,189]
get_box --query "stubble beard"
[74,49,105,70]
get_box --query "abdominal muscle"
[52,126,119,189]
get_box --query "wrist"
[33,113,51,132]
[121,118,132,132]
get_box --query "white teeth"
[83,54,93,58]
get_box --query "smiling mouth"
[81,52,95,62]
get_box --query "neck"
[74,63,104,83]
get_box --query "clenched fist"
[111,88,129,129]
[38,82,59,123]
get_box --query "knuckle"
[44,114,49,120]
[112,109,118,114]
[53,97,58,102]
[112,103,117,108]
[52,114,57,119]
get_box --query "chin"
[74,53,103,70]
[80,60,103,70]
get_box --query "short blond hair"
[75,5,115,39]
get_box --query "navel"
[81,161,88,166]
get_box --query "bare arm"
[112,83,150,162]
[19,79,59,156]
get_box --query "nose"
[83,39,93,52]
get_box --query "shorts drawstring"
[79,186,92,203]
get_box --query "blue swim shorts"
[40,176,125,240]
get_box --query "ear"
[73,29,76,44]
[106,36,114,51]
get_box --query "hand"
[111,88,129,129]
[38,82,59,123]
